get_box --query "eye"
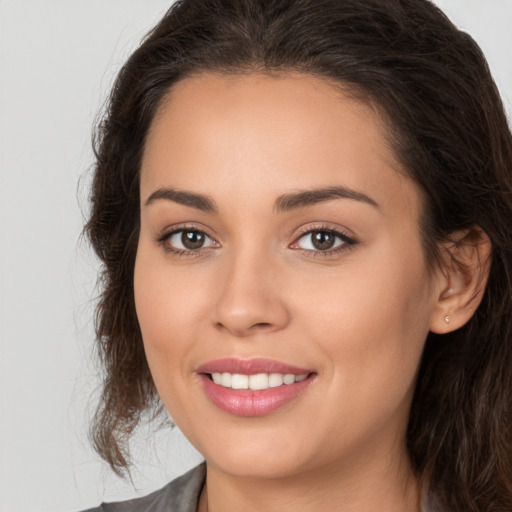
[292,229,354,252]
[162,229,217,252]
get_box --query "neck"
[198,446,421,512]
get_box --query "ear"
[429,227,492,334]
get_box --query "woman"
[83,0,512,510]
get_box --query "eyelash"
[157,225,357,258]
[157,225,218,258]
[290,225,357,258]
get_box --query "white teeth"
[249,373,269,390]
[221,372,232,387]
[268,373,284,387]
[283,374,295,385]
[231,374,249,389]
[210,372,309,390]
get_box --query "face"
[135,73,442,480]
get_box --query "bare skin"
[134,73,489,511]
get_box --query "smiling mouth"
[206,372,310,390]
[196,358,317,416]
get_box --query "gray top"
[80,464,206,512]
[80,463,443,512]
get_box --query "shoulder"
[79,464,206,512]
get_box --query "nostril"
[214,320,274,335]
[252,322,272,330]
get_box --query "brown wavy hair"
[85,0,512,509]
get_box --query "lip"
[196,358,316,417]
[196,358,312,375]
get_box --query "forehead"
[141,72,421,218]
[146,72,388,166]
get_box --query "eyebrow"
[273,186,380,212]
[144,185,379,213]
[145,188,217,212]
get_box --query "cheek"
[293,243,433,401]
[134,246,196,376]
[134,244,210,341]
[133,247,209,427]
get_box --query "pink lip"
[196,358,316,417]
[196,358,312,375]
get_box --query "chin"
[193,425,318,480]
[207,452,309,480]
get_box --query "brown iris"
[181,230,205,249]
[311,230,336,250]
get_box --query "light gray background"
[0,1,510,511]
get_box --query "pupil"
[312,231,335,250]
[182,230,204,249]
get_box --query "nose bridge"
[213,241,289,337]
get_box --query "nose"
[213,250,290,338]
